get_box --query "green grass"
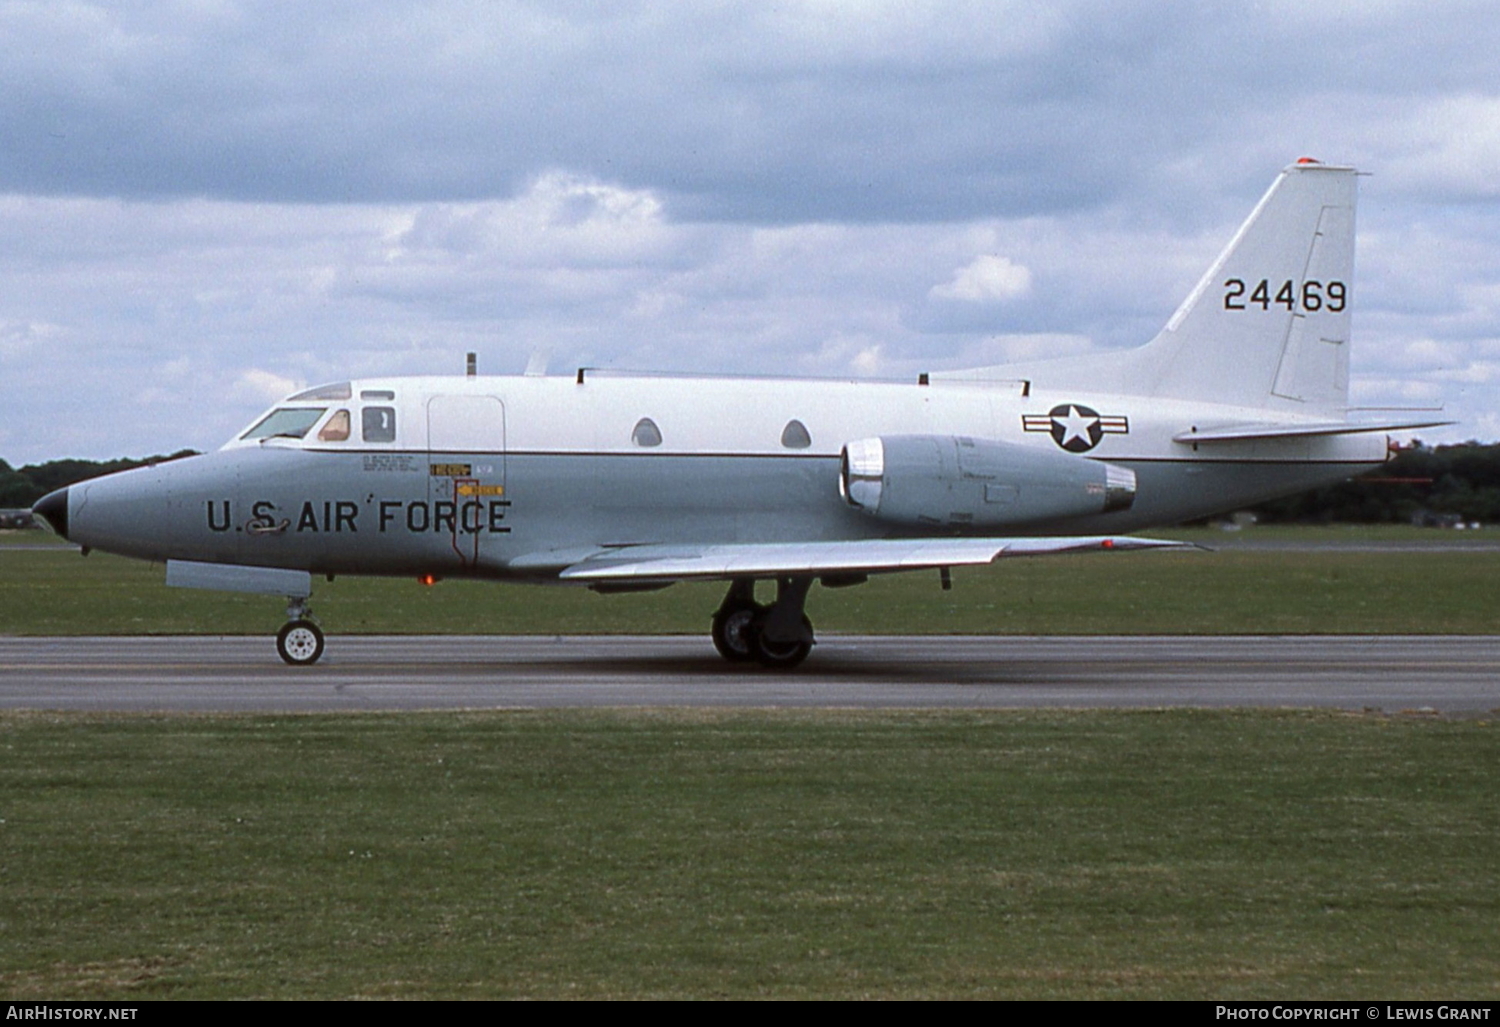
[3,534,1500,635]
[1160,523,1497,542]
[0,529,68,546]
[1,709,1494,999]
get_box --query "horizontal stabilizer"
[557,535,1189,583]
[1173,417,1453,444]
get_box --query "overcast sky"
[3,0,1499,464]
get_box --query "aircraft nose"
[32,487,69,540]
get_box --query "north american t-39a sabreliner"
[32,160,1447,667]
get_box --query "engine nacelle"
[838,434,1135,527]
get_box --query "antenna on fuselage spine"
[466,352,476,377]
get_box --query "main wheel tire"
[750,613,813,669]
[712,604,763,663]
[277,619,325,666]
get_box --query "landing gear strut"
[276,596,325,666]
[711,577,815,669]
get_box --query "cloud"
[232,368,303,405]
[23,1,1500,222]
[1,2,1497,459]
[1383,95,1500,199]
[0,319,62,359]
[929,255,1032,303]
[393,172,674,264]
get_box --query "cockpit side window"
[241,407,328,441]
[362,407,397,443]
[317,409,351,442]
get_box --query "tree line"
[3,442,1499,525]
[0,452,198,509]
[1251,441,1500,525]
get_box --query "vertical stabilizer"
[1138,160,1357,411]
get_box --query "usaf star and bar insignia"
[1022,404,1129,453]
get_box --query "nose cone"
[32,487,69,540]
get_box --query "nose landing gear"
[276,596,325,666]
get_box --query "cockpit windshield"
[240,407,327,441]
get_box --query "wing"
[555,535,1190,584]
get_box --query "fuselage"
[49,371,1388,580]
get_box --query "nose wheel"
[277,620,324,665]
[277,597,325,666]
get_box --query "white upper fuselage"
[223,371,1383,468]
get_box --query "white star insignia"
[1054,405,1099,447]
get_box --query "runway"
[2,635,1497,714]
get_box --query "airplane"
[31,159,1448,668]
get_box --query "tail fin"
[1134,159,1357,411]
[945,161,1359,414]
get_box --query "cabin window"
[631,417,662,447]
[241,407,327,441]
[781,419,812,449]
[289,382,352,401]
[361,389,396,401]
[317,409,351,442]
[363,407,397,443]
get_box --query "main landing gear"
[711,577,815,669]
[276,596,325,666]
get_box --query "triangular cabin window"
[781,419,812,449]
[632,417,663,447]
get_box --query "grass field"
[4,526,1497,999]
[2,708,1496,999]
[4,525,1500,636]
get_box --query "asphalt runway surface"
[2,635,1497,714]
